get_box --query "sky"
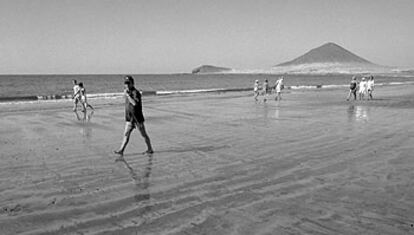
[0,0,413,74]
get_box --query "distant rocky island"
[192,65,232,74]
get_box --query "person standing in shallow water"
[367,75,375,100]
[274,76,284,101]
[346,76,358,101]
[78,82,94,112]
[262,79,269,102]
[72,80,81,112]
[114,76,154,155]
[253,80,260,102]
[359,77,367,100]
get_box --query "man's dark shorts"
[126,111,145,124]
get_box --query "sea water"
[0,73,413,101]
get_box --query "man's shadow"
[115,154,153,209]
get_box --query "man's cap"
[124,76,134,84]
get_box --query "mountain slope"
[277,42,373,66]
[272,42,391,74]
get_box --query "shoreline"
[1,74,414,103]
[1,80,414,108]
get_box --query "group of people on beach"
[69,73,376,157]
[254,76,285,102]
[72,76,153,155]
[72,80,94,112]
[347,75,375,101]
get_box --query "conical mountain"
[271,42,393,74]
[277,42,373,66]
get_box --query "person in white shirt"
[359,77,367,100]
[367,75,375,100]
[274,76,284,101]
[253,80,260,102]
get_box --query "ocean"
[1,73,414,102]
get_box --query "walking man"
[114,76,154,155]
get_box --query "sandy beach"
[1,85,414,235]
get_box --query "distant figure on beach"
[262,79,269,102]
[367,75,375,100]
[274,76,284,101]
[346,76,358,101]
[78,82,94,112]
[359,77,368,100]
[72,80,81,112]
[253,80,260,101]
[114,76,153,155]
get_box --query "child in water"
[72,80,81,112]
[78,82,94,112]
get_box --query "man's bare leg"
[114,122,134,155]
[138,123,153,154]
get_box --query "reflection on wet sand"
[74,110,94,122]
[256,103,281,122]
[74,110,94,139]
[2,85,414,234]
[347,105,370,122]
[115,154,153,221]
[275,105,280,119]
[263,104,269,121]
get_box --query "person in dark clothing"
[346,76,358,101]
[114,76,153,155]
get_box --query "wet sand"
[1,85,414,235]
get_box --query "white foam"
[156,88,228,95]
[289,85,318,90]
[388,81,414,85]
[322,84,349,89]
[0,99,70,105]
[87,92,123,99]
